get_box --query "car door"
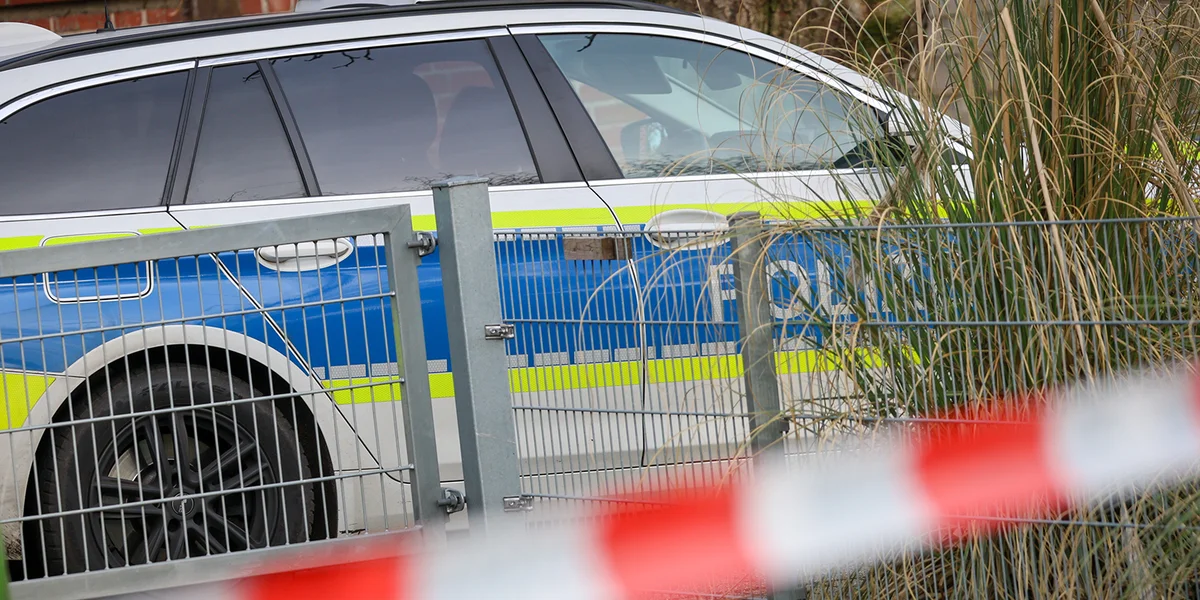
[0,65,194,428]
[515,26,896,474]
[167,31,644,498]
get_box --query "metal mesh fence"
[780,217,1200,598]
[495,231,652,507]
[0,208,437,586]
[495,217,1200,597]
[4,207,1199,596]
[496,228,753,508]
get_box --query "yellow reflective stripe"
[0,229,184,252]
[0,372,54,429]
[0,349,900,422]
[510,361,642,392]
[414,201,879,231]
[42,232,138,246]
[430,372,455,399]
[325,350,882,402]
[642,349,885,384]
[610,200,876,224]
[410,207,619,231]
[645,355,739,384]
[325,377,404,404]
[0,237,47,251]
[0,201,873,249]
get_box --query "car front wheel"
[28,364,314,575]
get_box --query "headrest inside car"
[579,51,671,95]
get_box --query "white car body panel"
[0,3,970,561]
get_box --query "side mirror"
[879,108,907,138]
[620,118,669,163]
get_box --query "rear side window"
[271,39,539,195]
[186,63,306,204]
[0,72,188,215]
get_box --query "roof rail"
[294,0,408,11]
[0,22,61,59]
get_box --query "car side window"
[0,72,188,215]
[186,63,306,204]
[538,33,883,179]
[569,82,652,168]
[271,40,539,196]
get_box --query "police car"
[0,0,969,576]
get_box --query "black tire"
[29,365,314,575]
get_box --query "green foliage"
[763,0,1200,596]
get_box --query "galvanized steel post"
[729,212,807,600]
[384,203,448,545]
[433,178,525,533]
[729,212,789,457]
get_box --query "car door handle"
[255,238,354,271]
[643,209,728,250]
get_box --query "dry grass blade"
[755,0,1200,597]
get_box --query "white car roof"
[0,0,685,69]
[0,0,970,141]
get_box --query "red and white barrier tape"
[163,366,1200,600]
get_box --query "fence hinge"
[438,487,466,514]
[502,495,534,512]
[407,231,437,257]
[483,323,516,340]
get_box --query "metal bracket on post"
[438,488,467,514]
[407,231,437,257]
[433,177,525,535]
[483,323,516,340]
[502,495,534,512]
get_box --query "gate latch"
[483,323,516,340]
[438,487,466,514]
[502,495,534,512]
[407,231,437,257]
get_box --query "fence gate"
[0,205,445,599]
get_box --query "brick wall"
[1,0,293,35]
[11,6,186,34]
[235,0,292,16]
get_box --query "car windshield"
[541,33,884,177]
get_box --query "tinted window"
[186,63,305,204]
[0,72,187,215]
[271,40,539,195]
[539,34,882,178]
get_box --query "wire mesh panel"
[0,208,439,586]
[763,217,1200,598]
[630,231,751,490]
[497,217,1200,600]
[769,218,1200,422]
[495,231,647,506]
[495,229,757,507]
